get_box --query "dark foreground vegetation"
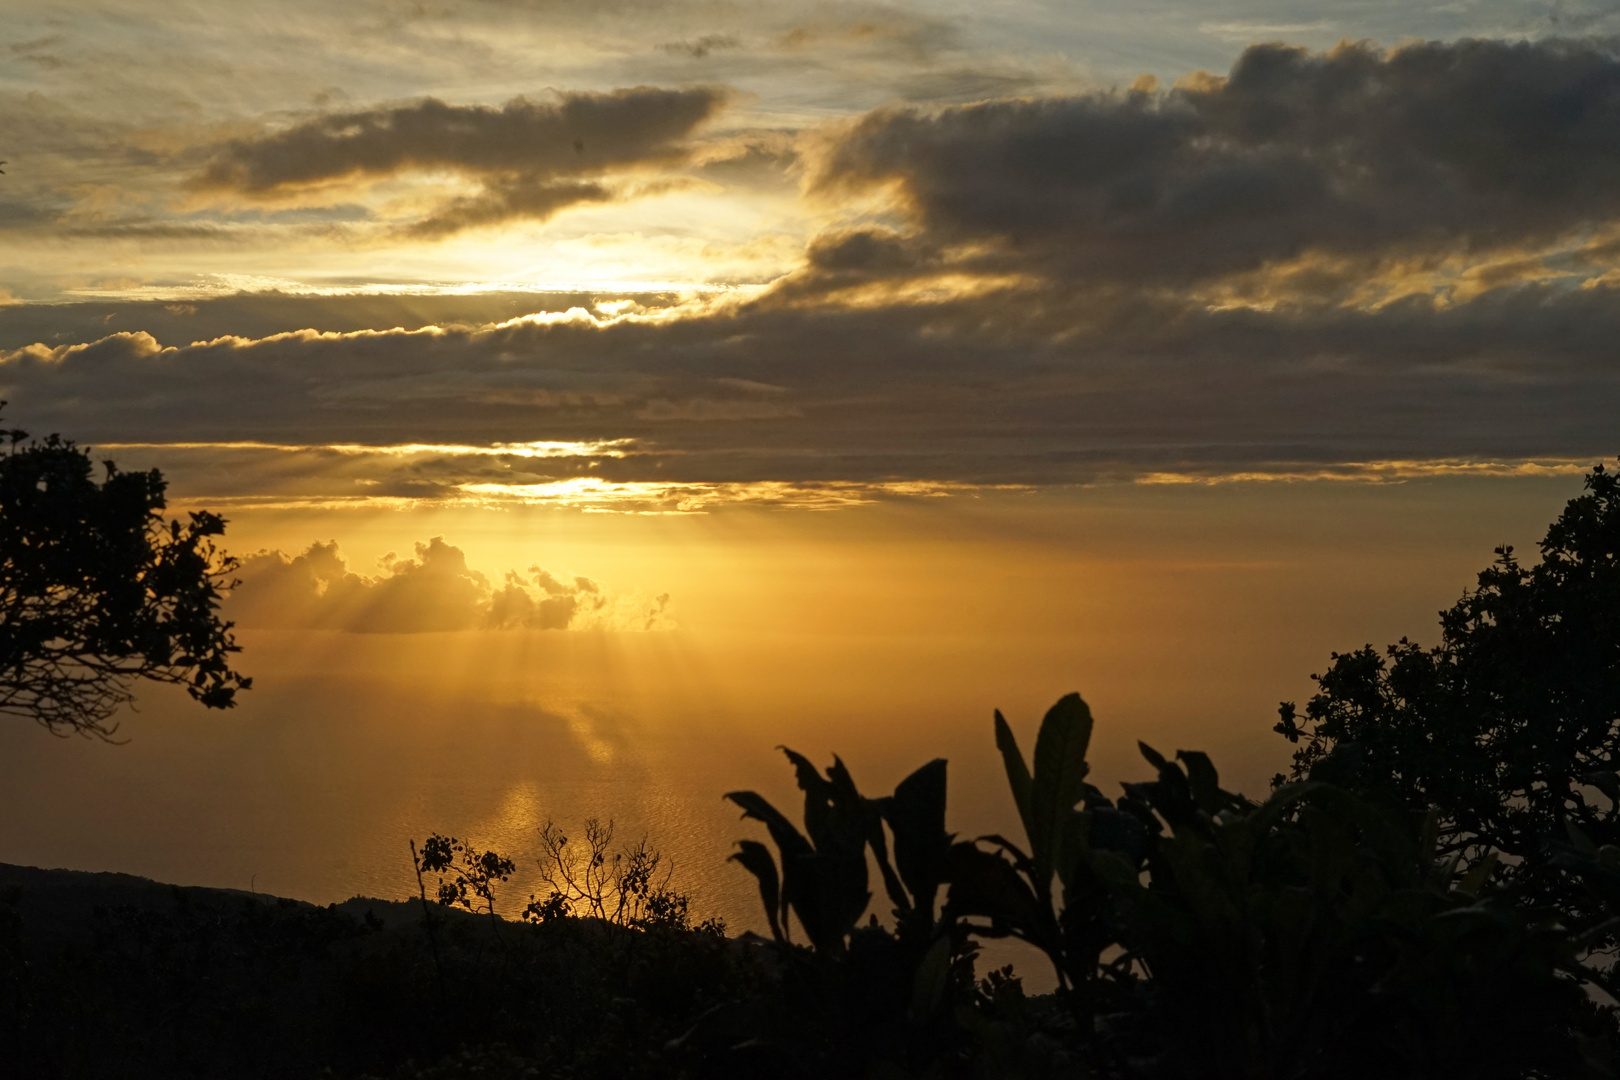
[4,439,1620,1076]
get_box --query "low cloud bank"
[228,537,673,632]
[6,284,1620,490]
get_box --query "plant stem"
[410,839,448,1009]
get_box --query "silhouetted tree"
[0,419,250,738]
[1276,460,1620,915]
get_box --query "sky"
[6,2,1620,494]
[2,1,1618,942]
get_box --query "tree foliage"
[1275,461,1620,919]
[0,420,250,738]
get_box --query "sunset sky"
[2,1,1617,942]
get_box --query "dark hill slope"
[0,862,755,1080]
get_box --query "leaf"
[882,758,951,920]
[944,842,1047,942]
[1129,749,1200,831]
[1138,742,1167,770]
[1177,750,1222,816]
[724,790,814,861]
[994,710,1034,846]
[794,849,870,953]
[1055,807,1092,892]
[1034,694,1094,808]
[867,796,911,916]
[1030,693,1095,887]
[824,754,865,808]
[780,747,835,850]
[729,840,784,942]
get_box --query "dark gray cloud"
[195,88,727,193]
[402,178,615,238]
[813,37,1620,285]
[804,226,932,272]
[191,87,729,234]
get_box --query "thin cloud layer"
[192,88,730,235]
[813,38,1620,286]
[228,537,673,631]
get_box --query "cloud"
[190,87,730,234]
[804,226,931,273]
[194,88,728,194]
[692,134,800,188]
[9,35,67,70]
[776,14,958,61]
[14,39,1620,493]
[811,38,1620,287]
[401,177,615,239]
[227,537,671,631]
[661,35,742,59]
[6,276,1620,495]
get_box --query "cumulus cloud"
[811,37,1620,286]
[191,88,729,235]
[227,537,672,632]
